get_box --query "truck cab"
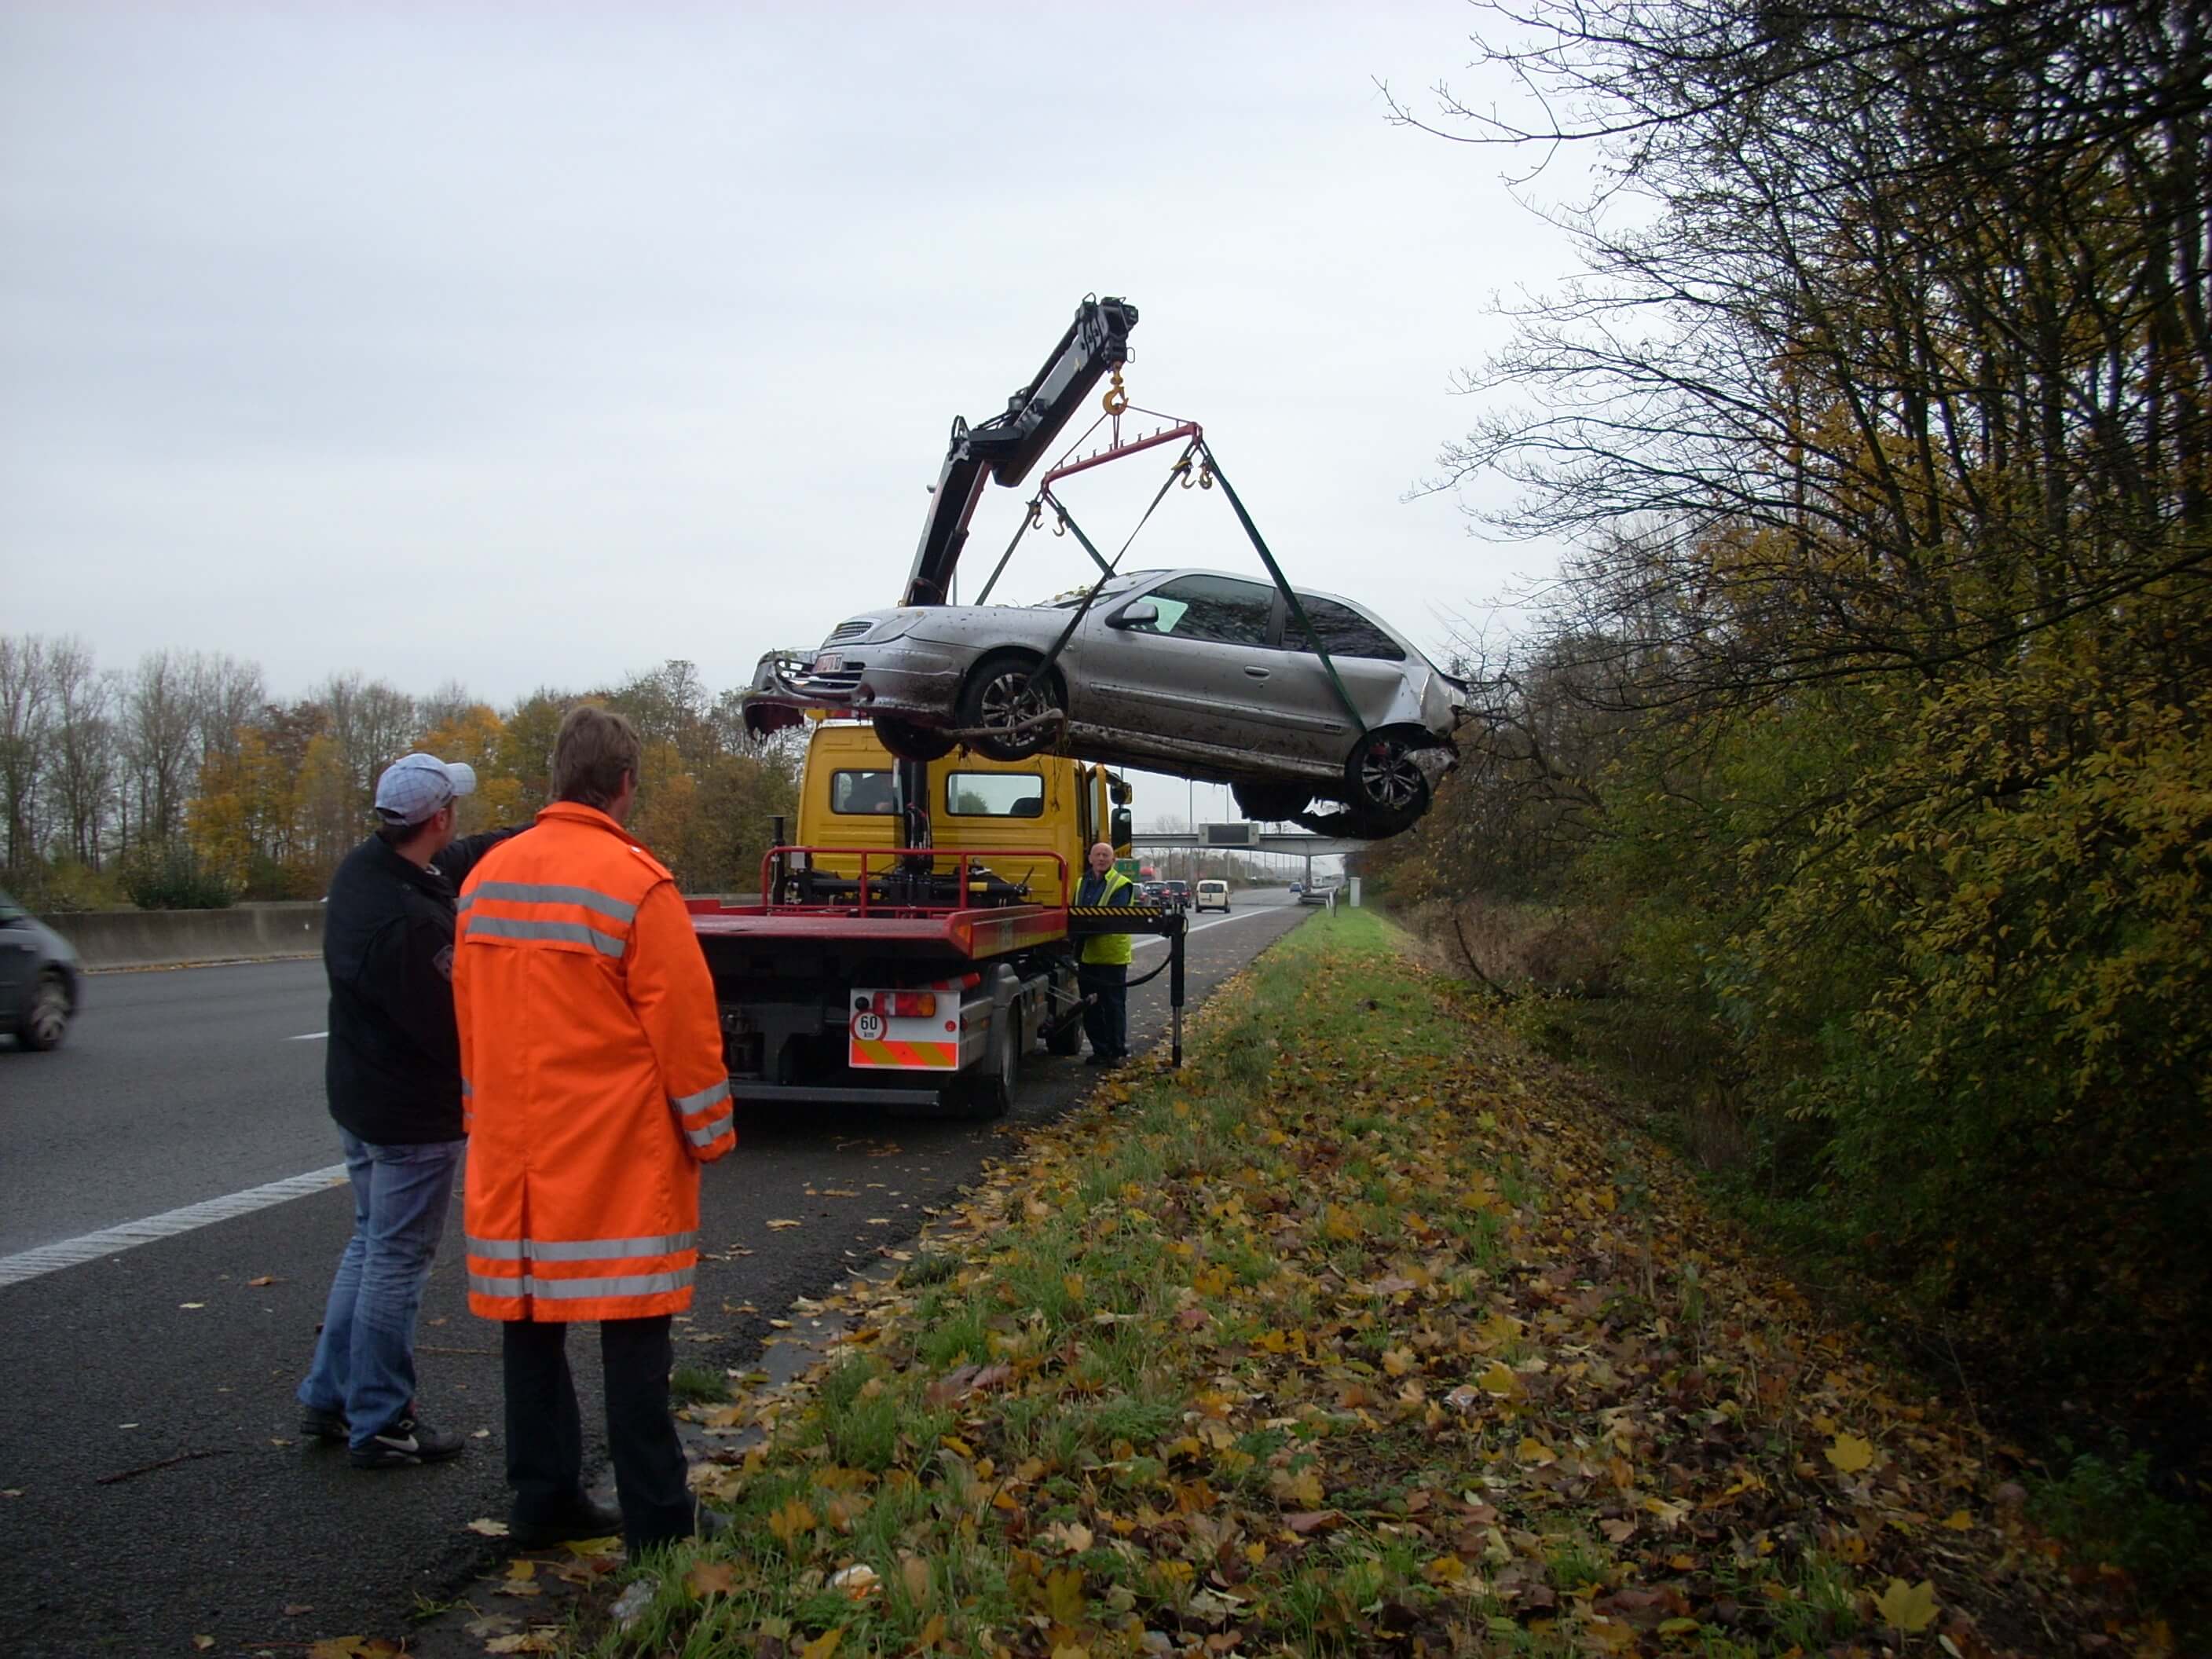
[794,723,1130,899]
[690,720,1147,1118]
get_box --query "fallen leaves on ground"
[602,912,2156,1658]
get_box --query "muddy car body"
[745,569,1468,837]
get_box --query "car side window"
[1286,595,1406,661]
[1127,575,1276,646]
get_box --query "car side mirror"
[1108,601,1159,630]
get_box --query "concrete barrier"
[46,903,326,971]
[46,895,764,972]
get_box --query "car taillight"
[887,991,936,1018]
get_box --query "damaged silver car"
[743,569,1469,838]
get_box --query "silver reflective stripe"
[461,1078,474,1097]
[470,1270,692,1300]
[465,915,626,958]
[456,893,474,913]
[467,1232,694,1262]
[471,881,639,922]
[686,1113,734,1148]
[527,1232,696,1262]
[672,1079,731,1114]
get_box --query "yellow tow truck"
[686,722,1181,1117]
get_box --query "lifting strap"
[1196,441,1368,738]
[1021,438,1203,704]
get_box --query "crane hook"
[1101,368,1130,416]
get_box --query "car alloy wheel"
[1342,728,1434,838]
[959,654,1062,762]
[23,972,69,1051]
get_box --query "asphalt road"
[0,890,1311,1658]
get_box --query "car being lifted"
[741,295,1469,840]
[745,567,1467,838]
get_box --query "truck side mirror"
[1108,601,1159,630]
[1111,805,1133,848]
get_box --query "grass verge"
[570,909,2153,1658]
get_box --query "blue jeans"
[297,1129,466,1448]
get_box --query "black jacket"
[323,829,516,1144]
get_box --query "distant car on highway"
[1159,880,1190,911]
[742,568,1470,837]
[1,890,80,1051]
[1297,878,1341,907]
[1195,879,1230,913]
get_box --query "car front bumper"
[740,642,967,738]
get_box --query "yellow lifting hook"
[1101,367,1130,416]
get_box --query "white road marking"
[287,1031,328,1041]
[0,1165,351,1289]
[1133,905,1292,950]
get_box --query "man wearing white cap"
[295,752,541,1474]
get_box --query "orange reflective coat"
[453,802,734,1322]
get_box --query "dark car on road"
[1,890,80,1051]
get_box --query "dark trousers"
[502,1315,693,1550]
[1079,961,1128,1059]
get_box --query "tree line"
[0,639,799,908]
[1368,0,2210,1491]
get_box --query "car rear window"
[1287,595,1406,661]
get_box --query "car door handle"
[1243,666,1270,679]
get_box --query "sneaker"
[298,1404,349,1444]
[511,1492,624,1549]
[349,1414,466,1469]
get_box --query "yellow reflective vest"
[1078,866,1135,966]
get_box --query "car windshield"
[1046,573,1152,608]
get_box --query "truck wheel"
[958,654,1063,762]
[874,715,954,762]
[960,1016,1018,1119]
[1046,965,1084,1054]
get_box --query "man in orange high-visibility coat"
[453,705,734,1553]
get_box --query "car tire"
[1341,727,1436,838]
[1232,781,1311,822]
[873,715,954,763]
[958,653,1064,762]
[21,971,69,1051]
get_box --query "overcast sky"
[2,2,1570,826]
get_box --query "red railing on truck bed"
[684,847,1071,959]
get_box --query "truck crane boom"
[901,295,1138,608]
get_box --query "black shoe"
[298,1404,349,1444]
[511,1492,624,1549]
[1085,1053,1108,1066]
[349,1414,466,1469]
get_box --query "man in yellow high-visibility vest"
[1075,841,1133,1067]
